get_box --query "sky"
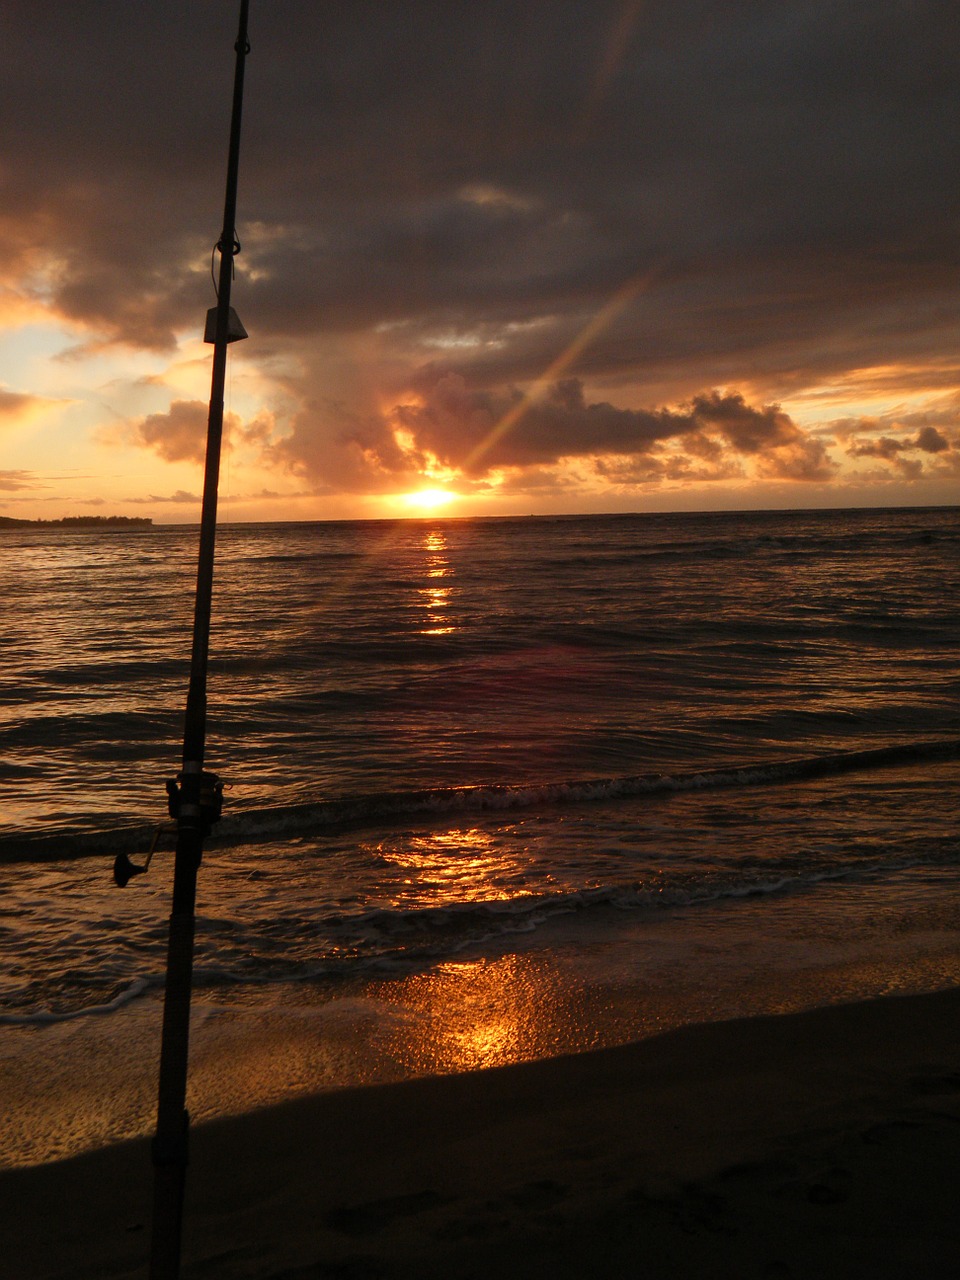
[2,0,960,522]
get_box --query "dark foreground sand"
[4,986,960,1279]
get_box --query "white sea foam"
[0,977,153,1027]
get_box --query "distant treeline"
[0,516,153,530]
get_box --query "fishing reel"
[112,771,224,887]
[165,770,224,832]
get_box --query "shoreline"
[5,984,960,1278]
[3,864,959,1173]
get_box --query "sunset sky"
[2,0,959,522]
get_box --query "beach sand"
[4,985,960,1279]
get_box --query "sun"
[402,487,457,513]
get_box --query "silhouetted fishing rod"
[111,5,251,1278]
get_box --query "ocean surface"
[2,506,959,1166]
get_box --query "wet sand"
[7,868,959,1174]
[4,985,960,1279]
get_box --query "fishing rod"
[113,5,251,1278]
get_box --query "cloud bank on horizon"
[1,0,959,519]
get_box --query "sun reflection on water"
[374,825,553,909]
[417,528,457,635]
[362,827,587,1074]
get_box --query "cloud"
[0,469,42,491]
[834,398,960,442]
[389,376,602,472]
[397,379,835,478]
[0,388,58,423]
[848,436,906,461]
[133,400,276,464]
[135,401,210,464]
[3,1,960,510]
[844,418,956,480]
[0,390,34,418]
[126,489,202,506]
[915,425,950,453]
[839,394,957,460]
[683,392,833,479]
[2,3,958,371]
[820,390,958,488]
[276,374,836,491]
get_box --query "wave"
[0,874,874,1026]
[3,736,958,864]
[0,977,155,1027]
[227,736,960,839]
[8,832,958,1028]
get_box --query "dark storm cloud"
[4,3,958,339]
[3,0,959,491]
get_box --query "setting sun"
[402,488,457,513]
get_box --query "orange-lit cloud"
[0,470,42,492]
[134,400,211,464]
[128,399,277,466]
[383,379,835,484]
[0,388,59,424]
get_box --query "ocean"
[2,505,959,1167]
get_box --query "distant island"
[0,516,153,530]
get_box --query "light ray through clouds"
[462,270,658,475]
[574,0,646,144]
